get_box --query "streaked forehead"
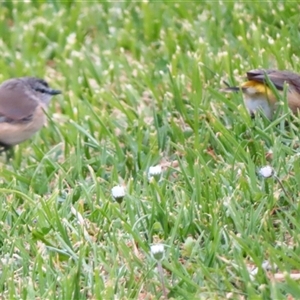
[21,77,49,88]
[36,79,48,87]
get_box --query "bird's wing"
[246,69,300,93]
[0,79,38,121]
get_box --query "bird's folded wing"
[246,69,300,93]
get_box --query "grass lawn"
[0,1,300,299]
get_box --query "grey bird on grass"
[0,77,61,157]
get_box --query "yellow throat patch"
[241,81,274,99]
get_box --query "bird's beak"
[49,89,62,95]
[220,86,241,92]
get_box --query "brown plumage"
[246,69,300,93]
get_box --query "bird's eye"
[35,88,46,93]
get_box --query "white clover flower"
[150,243,167,297]
[111,185,125,203]
[148,165,162,181]
[258,166,274,178]
[150,244,165,261]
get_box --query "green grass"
[0,1,300,299]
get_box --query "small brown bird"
[0,77,61,151]
[223,69,300,119]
